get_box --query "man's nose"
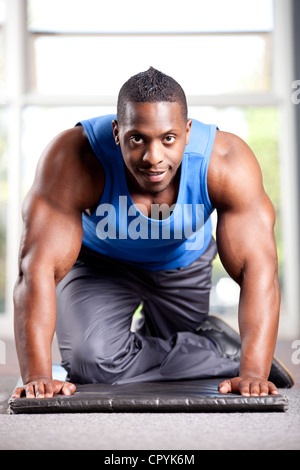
[143,142,164,166]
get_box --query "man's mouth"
[139,169,168,182]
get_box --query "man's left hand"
[218,376,279,396]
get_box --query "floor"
[0,337,299,450]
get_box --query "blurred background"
[0,0,299,369]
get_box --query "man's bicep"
[216,192,277,285]
[210,133,278,284]
[19,191,83,284]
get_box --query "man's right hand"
[11,379,76,399]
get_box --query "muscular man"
[12,67,293,399]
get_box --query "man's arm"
[208,131,280,396]
[12,127,104,398]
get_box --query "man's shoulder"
[47,125,91,155]
[208,130,264,209]
[211,130,251,164]
[29,126,104,212]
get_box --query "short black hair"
[117,67,188,124]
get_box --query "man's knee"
[70,332,140,384]
[70,341,113,383]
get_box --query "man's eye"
[165,136,175,143]
[131,136,143,144]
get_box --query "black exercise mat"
[8,378,288,414]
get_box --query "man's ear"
[112,120,120,146]
[185,119,192,145]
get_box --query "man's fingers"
[256,382,269,396]
[268,381,279,395]
[11,387,25,399]
[249,382,261,396]
[24,383,35,398]
[61,381,76,396]
[35,381,46,398]
[245,380,279,396]
[38,380,76,397]
[11,384,36,398]
[218,377,279,396]
[11,380,76,399]
[218,380,232,394]
[45,381,54,398]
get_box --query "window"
[23,0,279,322]
[0,109,7,314]
[27,0,273,33]
[0,0,6,314]
[29,34,272,97]
[27,0,273,97]
[1,0,297,335]
[0,0,5,100]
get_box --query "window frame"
[26,0,275,34]
[27,30,273,98]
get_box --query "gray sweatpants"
[56,239,239,384]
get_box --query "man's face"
[113,102,192,195]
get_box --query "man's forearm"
[238,266,281,379]
[13,271,57,383]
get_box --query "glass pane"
[31,34,271,95]
[0,0,6,24]
[0,108,7,314]
[0,29,4,101]
[189,106,281,319]
[0,0,5,101]
[28,0,273,33]
[21,106,116,198]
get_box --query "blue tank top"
[76,115,217,271]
